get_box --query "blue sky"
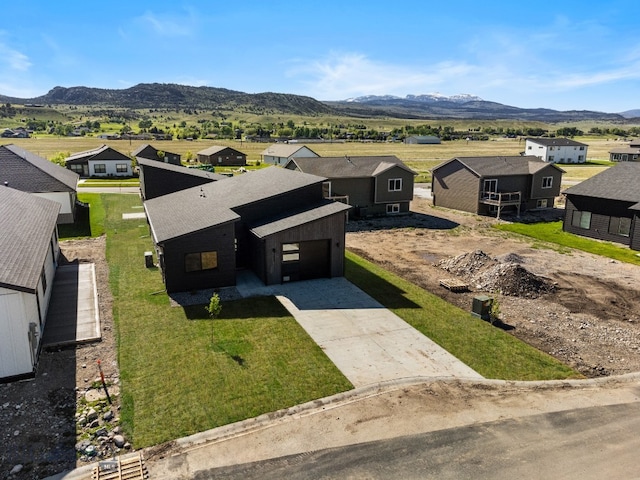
[1,0,639,113]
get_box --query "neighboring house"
[137,157,228,200]
[0,144,79,224]
[430,156,564,218]
[2,128,30,138]
[609,139,640,162]
[197,145,247,166]
[65,144,133,177]
[260,144,319,165]
[132,144,181,166]
[405,135,441,144]
[524,137,588,164]
[285,155,417,217]
[143,167,351,293]
[0,186,60,381]
[563,163,640,250]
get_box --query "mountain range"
[0,83,636,122]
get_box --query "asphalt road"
[194,401,640,480]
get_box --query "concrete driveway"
[236,274,482,387]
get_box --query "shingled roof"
[287,155,416,178]
[144,166,328,243]
[0,144,78,192]
[525,137,587,147]
[137,157,228,181]
[564,163,640,204]
[65,144,130,163]
[432,156,564,177]
[260,144,318,158]
[0,186,60,292]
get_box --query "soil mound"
[438,250,554,298]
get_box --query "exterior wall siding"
[199,147,246,166]
[0,288,37,380]
[88,159,132,177]
[140,165,213,200]
[525,141,587,164]
[33,191,76,224]
[563,196,634,247]
[160,223,237,293]
[374,167,415,204]
[432,161,480,213]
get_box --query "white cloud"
[138,8,197,37]
[0,42,31,71]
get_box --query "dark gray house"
[132,144,181,166]
[197,145,247,166]
[137,157,228,200]
[609,139,640,162]
[0,144,79,224]
[284,155,417,217]
[143,167,351,293]
[563,163,640,250]
[431,156,564,218]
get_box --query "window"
[578,155,584,162]
[536,199,548,208]
[527,146,532,150]
[69,164,83,174]
[571,210,592,229]
[579,146,585,150]
[94,164,106,174]
[116,163,128,173]
[386,203,400,214]
[388,178,402,192]
[542,176,553,188]
[548,156,554,162]
[184,251,218,272]
[282,243,300,262]
[609,217,631,237]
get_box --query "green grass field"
[82,193,582,448]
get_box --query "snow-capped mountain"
[345,93,483,103]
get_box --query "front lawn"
[494,221,640,266]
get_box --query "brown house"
[563,163,640,250]
[284,155,416,217]
[143,167,351,293]
[431,156,564,218]
[197,146,247,166]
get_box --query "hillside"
[0,83,632,122]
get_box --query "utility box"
[472,295,493,320]
[144,251,154,268]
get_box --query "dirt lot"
[3,196,640,478]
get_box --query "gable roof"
[0,144,78,192]
[137,157,228,181]
[288,155,416,178]
[65,144,131,164]
[0,186,60,292]
[525,137,588,147]
[144,166,327,243]
[563,163,640,203]
[260,144,319,158]
[432,156,564,177]
[132,143,179,159]
[197,145,245,156]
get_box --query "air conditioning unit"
[471,295,493,320]
[144,251,154,268]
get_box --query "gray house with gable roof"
[143,167,351,292]
[431,156,564,218]
[284,155,417,217]
[563,163,640,250]
[0,144,79,224]
[0,186,60,381]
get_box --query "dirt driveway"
[347,196,640,378]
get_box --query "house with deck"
[285,155,416,217]
[143,167,351,293]
[430,156,564,218]
[524,137,587,164]
[0,144,79,224]
[0,186,60,381]
[65,144,133,177]
[260,144,319,165]
[563,163,640,250]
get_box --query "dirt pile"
[437,250,555,298]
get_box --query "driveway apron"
[237,275,482,387]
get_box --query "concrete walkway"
[236,274,482,386]
[43,263,101,347]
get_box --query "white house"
[0,144,79,224]
[0,187,60,381]
[65,144,133,177]
[524,137,588,164]
[260,144,319,165]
